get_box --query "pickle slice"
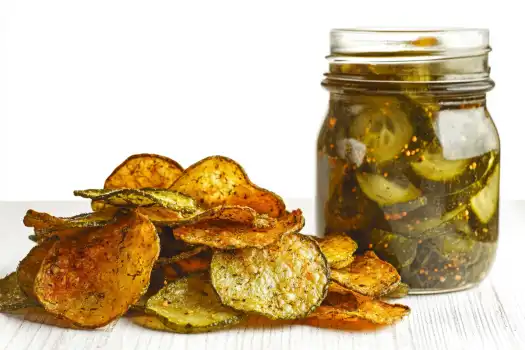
[349,96,413,164]
[130,314,175,332]
[316,233,358,269]
[470,164,500,224]
[411,147,469,182]
[74,188,200,215]
[389,204,467,237]
[145,273,244,334]
[331,251,401,297]
[0,272,39,312]
[370,229,418,270]
[356,172,421,206]
[17,240,56,299]
[383,282,409,299]
[211,233,329,320]
[172,209,304,249]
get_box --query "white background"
[0,0,522,201]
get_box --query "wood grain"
[0,200,524,350]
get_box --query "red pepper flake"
[328,117,337,128]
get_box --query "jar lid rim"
[330,28,490,57]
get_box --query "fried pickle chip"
[0,272,38,312]
[383,282,409,299]
[17,240,55,298]
[309,301,410,327]
[34,211,160,328]
[330,251,401,297]
[316,233,358,269]
[104,154,184,190]
[75,189,201,216]
[169,156,285,218]
[211,233,329,320]
[173,250,212,276]
[145,273,244,333]
[23,208,118,231]
[130,313,175,332]
[154,246,209,267]
[173,209,304,249]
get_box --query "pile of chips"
[0,154,410,332]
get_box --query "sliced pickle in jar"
[470,164,500,224]
[370,229,418,270]
[388,203,467,238]
[356,172,421,207]
[348,96,414,164]
[411,145,469,182]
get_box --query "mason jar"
[316,29,500,294]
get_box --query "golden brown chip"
[21,307,84,329]
[104,154,184,189]
[34,211,160,328]
[172,208,304,249]
[330,251,401,297]
[169,156,286,218]
[174,252,212,275]
[0,272,39,312]
[316,233,358,269]
[309,301,409,326]
[23,208,118,231]
[154,246,209,267]
[383,282,409,299]
[17,240,55,298]
[130,313,175,332]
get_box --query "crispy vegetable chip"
[23,208,118,231]
[154,246,209,267]
[34,211,160,328]
[145,273,244,333]
[104,154,184,190]
[21,307,84,329]
[309,301,410,326]
[316,233,358,269]
[211,233,329,320]
[0,272,38,312]
[331,251,401,297]
[130,313,175,332]
[173,208,304,249]
[74,188,200,215]
[174,251,212,276]
[383,282,409,299]
[17,240,55,298]
[169,156,286,218]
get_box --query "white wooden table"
[0,200,524,350]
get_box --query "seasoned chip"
[130,313,175,332]
[23,208,118,231]
[145,273,244,333]
[17,240,55,298]
[155,246,209,267]
[169,156,285,217]
[174,251,212,276]
[34,211,160,328]
[309,301,410,326]
[0,272,38,312]
[173,209,304,249]
[331,251,401,297]
[316,233,358,269]
[21,307,84,329]
[211,233,329,320]
[104,154,184,190]
[33,226,98,243]
[75,188,201,215]
[383,282,409,299]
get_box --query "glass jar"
[316,29,500,294]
